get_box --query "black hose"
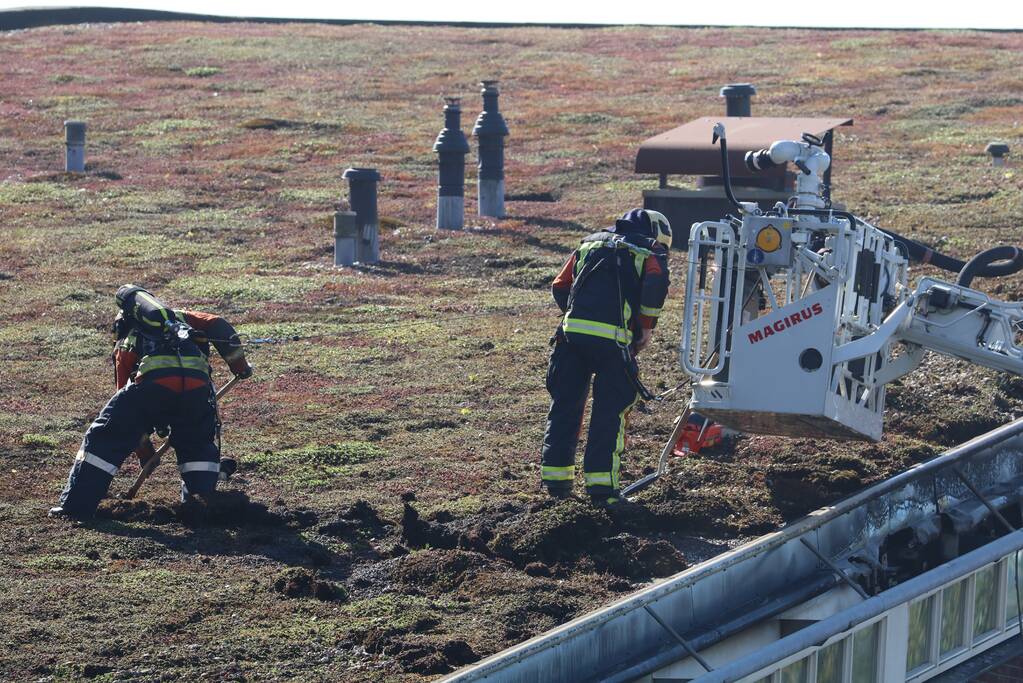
[715,127,744,215]
[786,208,1023,283]
[957,246,1023,287]
[871,225,974,274]
[791,208,937,265]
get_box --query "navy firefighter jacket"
[552,228,670,346]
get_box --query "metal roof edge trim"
[693,529,1023,683]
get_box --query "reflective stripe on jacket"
[116,330,210,391]
[554,230,669,343]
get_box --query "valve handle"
[802,132,824,147]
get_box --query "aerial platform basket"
[682,214,908,442]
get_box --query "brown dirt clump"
[319,499,392,538]
[96,491,286,528]
[364,636,478,676]
[524,561,552,577]
[488,499,611,566]
[96,499,176,525]
[393,549,493,594]
[284,507,319,528]
[636,431,940,533]
[764,452,870,517]
[400,501,461,549]
[644,483,780,537]
[605,535,688,580]
[399,500,514,552]
[886,359,1023,445]
[396,499,687,582]
[498,585,589,642]
[271,567,347,602]
[176,490,285,528]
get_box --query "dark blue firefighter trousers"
[540,332,640,498]
[58,380,221,516]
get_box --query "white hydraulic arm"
[838,277,1023,378]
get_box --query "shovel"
[622,404,693,499]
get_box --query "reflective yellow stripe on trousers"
[612,392,640,490]
[584,393,639,491]
[542,465,575,482]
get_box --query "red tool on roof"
[673,413,724,456]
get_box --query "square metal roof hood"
[635,116,853,176]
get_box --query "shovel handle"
[122,375,242,500]
[622,404,693,499]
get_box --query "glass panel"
[851,622,880,683]
[816,639,844,683]
[940,579,967,655]
[974,564,999,640]
[907,596,934,672]
[1008,552,1022,625]
[778,656,808,683]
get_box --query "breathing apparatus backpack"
[114,285,197,357]
[562,232,658,401]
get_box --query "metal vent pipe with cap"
[341,167,381,264]
[434,97,470,229]
[472,80,509,218]
[64,120,86,172]
[719,83,756,117]
[986,142,1010,167]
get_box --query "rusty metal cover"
[635,116,853,176]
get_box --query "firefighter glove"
[634,328,654,354]
[230,359,253,380]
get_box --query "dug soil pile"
[96,490,285,527]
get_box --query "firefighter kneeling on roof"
[541,209,671,506]
[49,285,252,519]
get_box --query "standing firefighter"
[49,285,253,519]
[541,209,671,505]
